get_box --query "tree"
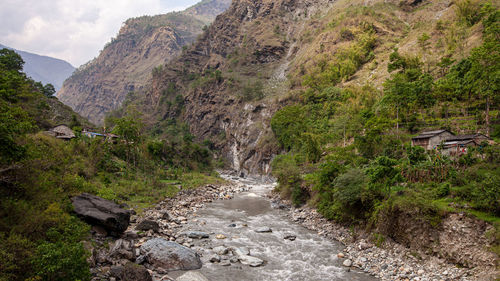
[42,84,56,98]
[0,49,24,72]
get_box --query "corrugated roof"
[412,129,452,140]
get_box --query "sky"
[0,0,200,67]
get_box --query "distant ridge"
[0,44,75,91]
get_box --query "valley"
[0,0,498,280]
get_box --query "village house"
[46,125,76,140]
[411,130,454,150]
[441,134,491,156]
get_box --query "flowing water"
[175,175,378,281]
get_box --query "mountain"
[110,1,498,279]
[0,44,75,91]
[125,0,486,174]
[57,0,232,125]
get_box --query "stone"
[337,253,345,258]
[255,227,272,233]
[136,220,160,233]
[140,238,202,271]
[184,231,209,239]
[238,255,265,267]
[216,234,226,239]
[110,263,152,281]
[176,271,210,281]
[213,246,229,255]
[232,247,250,256]
[283,234,296,241]
[161,211,171,220]
[417,269,425,275]
[228,223,237,227]
[220,260,231,266]
[71,193,131,234]
[209,255,221,263]
[343,259,353,267]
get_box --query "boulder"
[140,238,202,271]
[136,220,160,233]
[110,263,152,281]
[71,193,131,234]
[176,271,209,281]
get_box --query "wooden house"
[411,130,454,150]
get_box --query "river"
[171,174,378,281]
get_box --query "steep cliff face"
[145,0,339,176]
[57,0,231,125]
[139,0,475,175]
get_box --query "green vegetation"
[271,3,499,242]
[0,49,223,280]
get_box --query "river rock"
[337,253,345,258]
[283,234,296,241]
[232,247,250,256]
[110,263,152,281]
[184,231,209,239]
[140,238,202,271]
[343,259,353,267]
[216,234,226,239]
[136,219,159,233]
[255,227,272,233]
[213,246,229,255]
[238,255,265,267]
[209,255,221,263]
[176,271,209,281]
[71,193,131,234]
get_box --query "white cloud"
[0,0,199,67]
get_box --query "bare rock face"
[71,193,131,234]
[140,238,202,271]
[57,0,231,125]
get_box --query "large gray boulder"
[71,193,131,234]
[140,238,202,271]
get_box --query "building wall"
[428,132,454,150]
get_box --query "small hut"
[50,125,76,140]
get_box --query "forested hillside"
[0,48,222,280]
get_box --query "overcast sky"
[0,0,200,67]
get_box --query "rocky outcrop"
[71,193,131,234]
[58,0,231,125]
[139,238,202,271]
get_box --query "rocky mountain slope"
[0,43,75,91]
[57,0,231,125]
[126,0,488,176]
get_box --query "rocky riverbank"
[85,173,497,281]
[87,178,252,281]
[268,194,498,281]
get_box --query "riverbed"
[171,175,377,281]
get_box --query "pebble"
[215,234,226,239]
[337,253,345,258]
[343,259,353,267]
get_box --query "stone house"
[49,125,76,140]
[411,130,454,150]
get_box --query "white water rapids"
[172,174,378,281]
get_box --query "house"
[441,134,491,156]
[49,125,76,140]
[411,130,454,150]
